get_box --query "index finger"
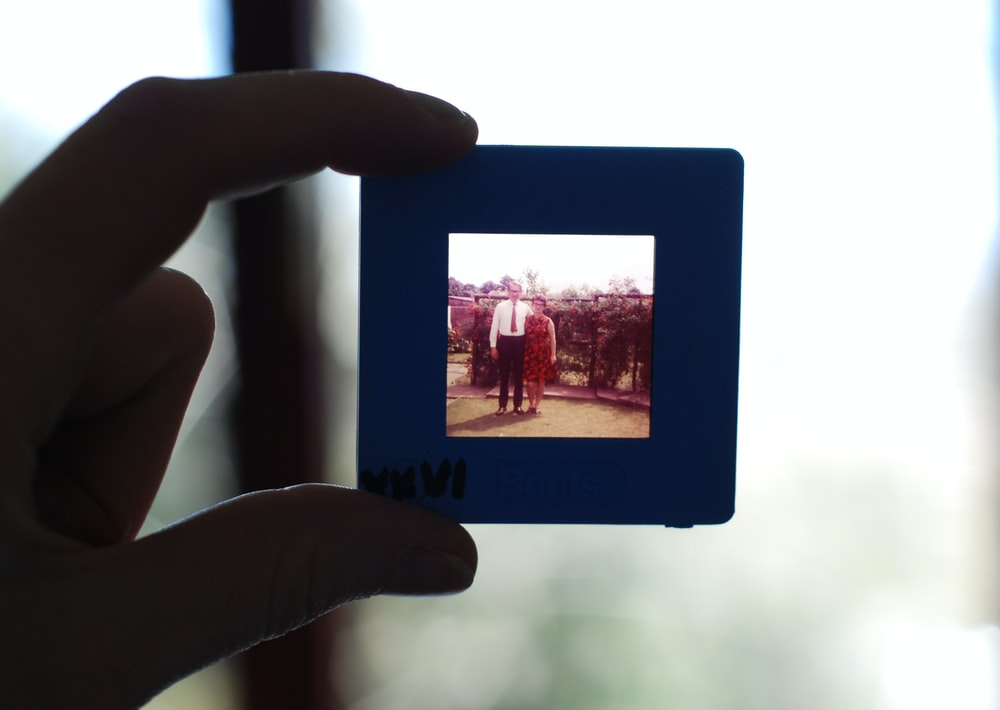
[0,72,477,429]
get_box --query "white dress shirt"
[489,299,533,347]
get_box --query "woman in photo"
[523,295,558,414]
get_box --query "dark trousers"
[497,334,526,409]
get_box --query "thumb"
[72,485,475,708]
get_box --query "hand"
[0,72,479,709]
[491,347,499,360]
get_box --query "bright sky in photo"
[449,233,655,294]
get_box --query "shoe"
[529,407,539,415]
[495,406,506,416]
[513,407,526,415]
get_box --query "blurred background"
[0,1,997,708]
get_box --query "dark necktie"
[510,303,517,333]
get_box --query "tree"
[520,268,549,298]
[447,276,467,296]
[607,275,640,295]
[560,282,598,299]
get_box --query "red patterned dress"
[522,315,558,381]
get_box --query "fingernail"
[406,91,477,132]
[388,547,476,595]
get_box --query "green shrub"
[458,295,652,392]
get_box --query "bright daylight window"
[316,1,1000,709]
[0,0,995,708]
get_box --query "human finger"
[11,485,477,709]
[0,72,477,441]
[33,268,214,546]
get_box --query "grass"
[445,397,649,438]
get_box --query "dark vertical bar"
[228,2,340,709]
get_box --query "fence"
[448,293,653,393]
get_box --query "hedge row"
[451,295,653,392]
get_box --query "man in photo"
[489,281,533,415]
